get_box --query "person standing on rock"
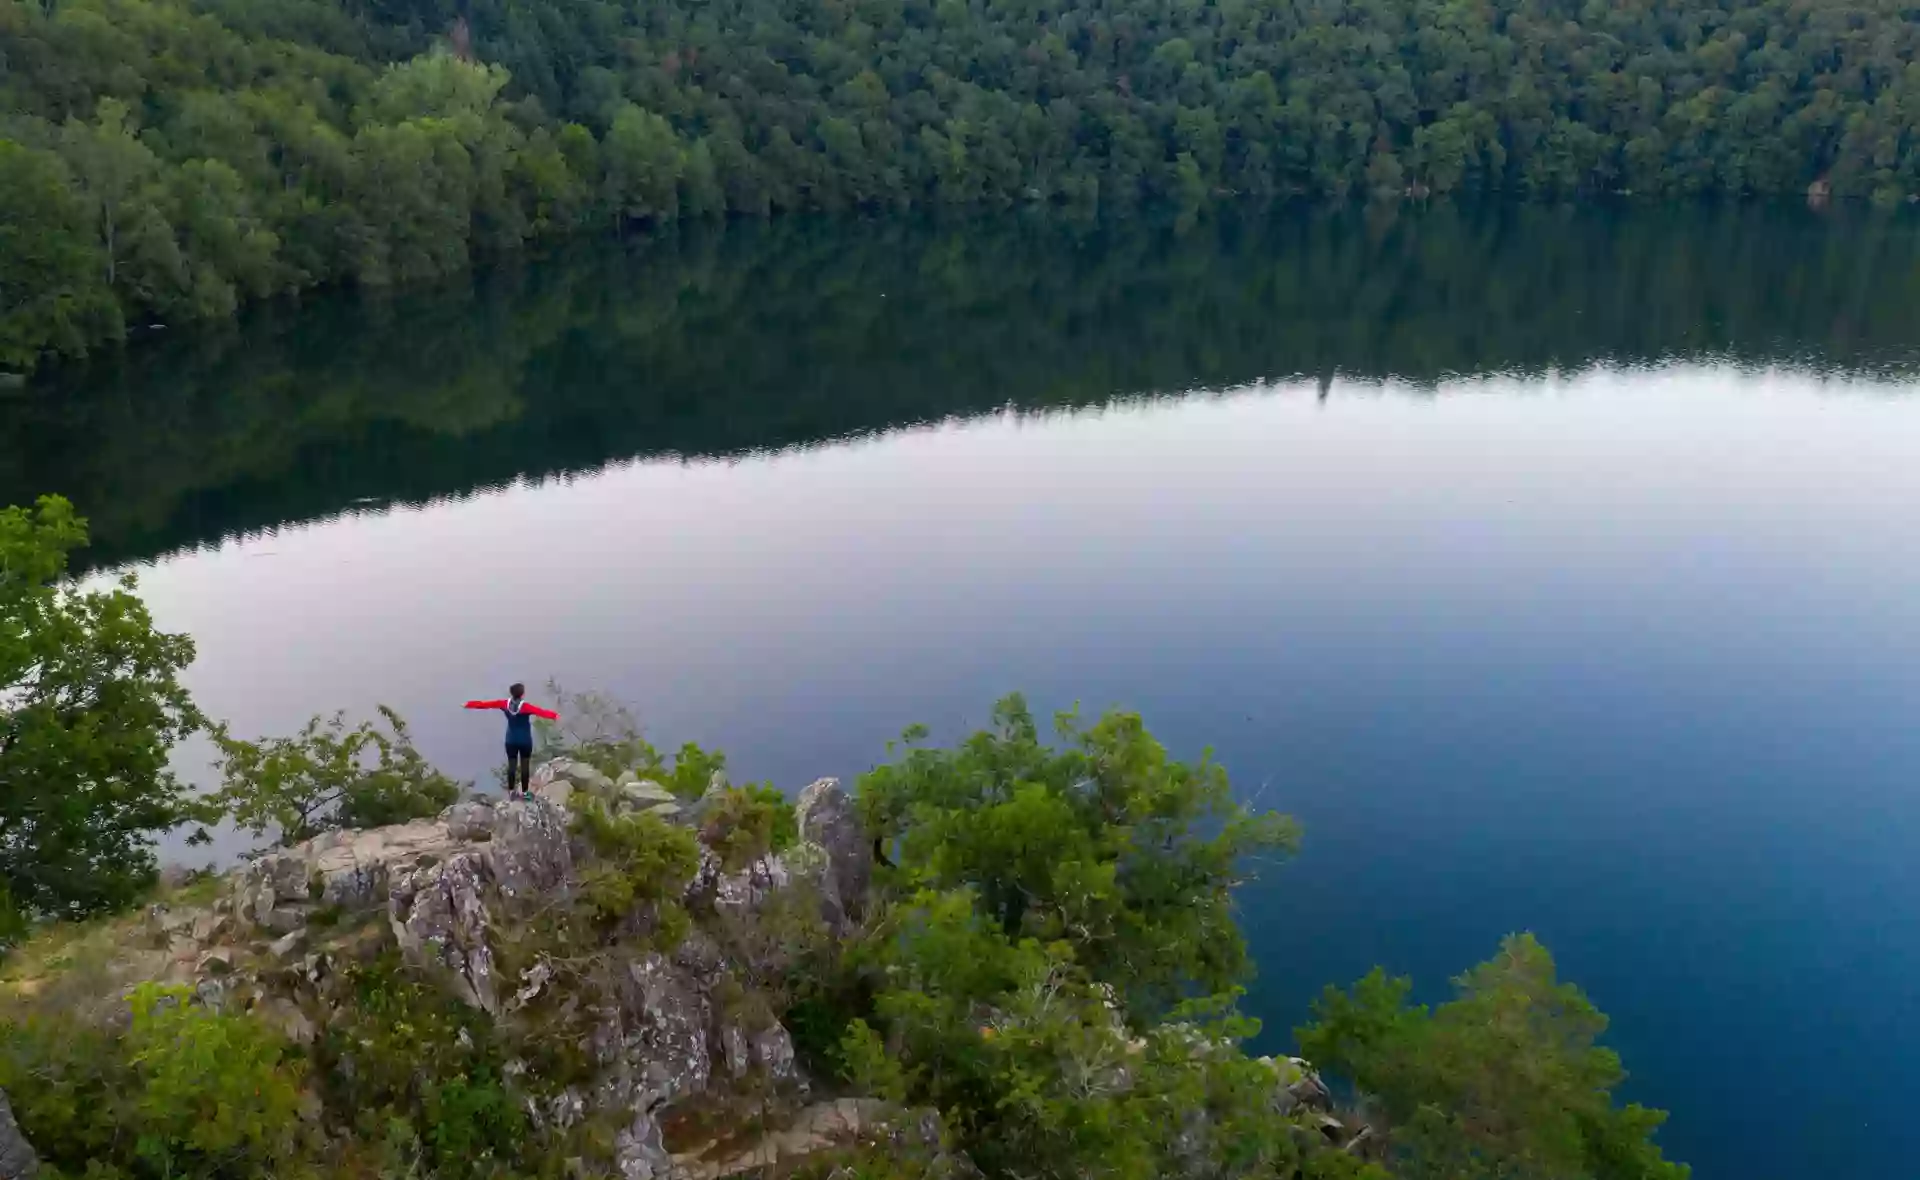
[464,684,559,800]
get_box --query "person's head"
[509,682,525,701]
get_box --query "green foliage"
[7,0,1920,371]
[1297,933,1689,1180]
[700,783,798,870]
[0,495,202,933]
[0,140,116,370]
[313,955,532,1180]
[860,693,1299,1014]
[837,888,1322,1180]
[661,741,727,801]
[210,706,461,846]
[0,983,309,1179]
[572,799,701,944]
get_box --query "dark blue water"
[14,206,1920,1179]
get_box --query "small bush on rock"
[212,708,460,846]
[701,783,799,870]
[572,800,702,945]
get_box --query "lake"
[8,202,1920,1180]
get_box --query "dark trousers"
[505,744,533,794]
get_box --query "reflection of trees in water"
[8,202,1919,568]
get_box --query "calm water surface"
[9,205,1920,1180]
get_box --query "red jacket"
[465,698,559,746]
[463,699,560,719]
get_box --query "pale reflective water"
[13,205,1920,1179]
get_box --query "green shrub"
[660,742,728,800]
[572,801,702,945]
[700,783,798,870]
[211,707,460,845]
[0,983,309,1179]
[313,956,529,1180]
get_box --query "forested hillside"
[4,0,1919,370]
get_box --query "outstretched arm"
[522,704,560,720]
[465,699,508,710]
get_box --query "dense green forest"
[7,204,1918,569]
[3,0,1920,370]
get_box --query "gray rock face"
[484,797,574,900]
[389,851,498,1012]
[717,1019,798,1086]
[795,777,870,927]
[749,1022,798,1085]
[618,953,713,1108]
[686,848,800,936]
[711,853,791,916]
[0,1087,39,1179]
[615,1108,674,1180]
[229,797,574,1014]
[444,800,496,842]
[210,775,840,1173]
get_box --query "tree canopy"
[1298,934,1688,1180]
[4,0,1920,370]
[860,694,1300,1015]
[0,495,200,934]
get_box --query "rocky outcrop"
[794,777,870,930]
[211,758,833,1179]
[0,1088,38,1180]
[1,755,1348,1180]
[229,795,573,1013]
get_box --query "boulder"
[621,779,677,804]
[564,763,615,794]
[223,797,574,1016]
[0,1086,40,1180]
[533,777,574,810]
[444,800,496,842]
[483,797,574,901]
[795,778,870,927]
[617,781,681,817]
[259,905,310,934]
